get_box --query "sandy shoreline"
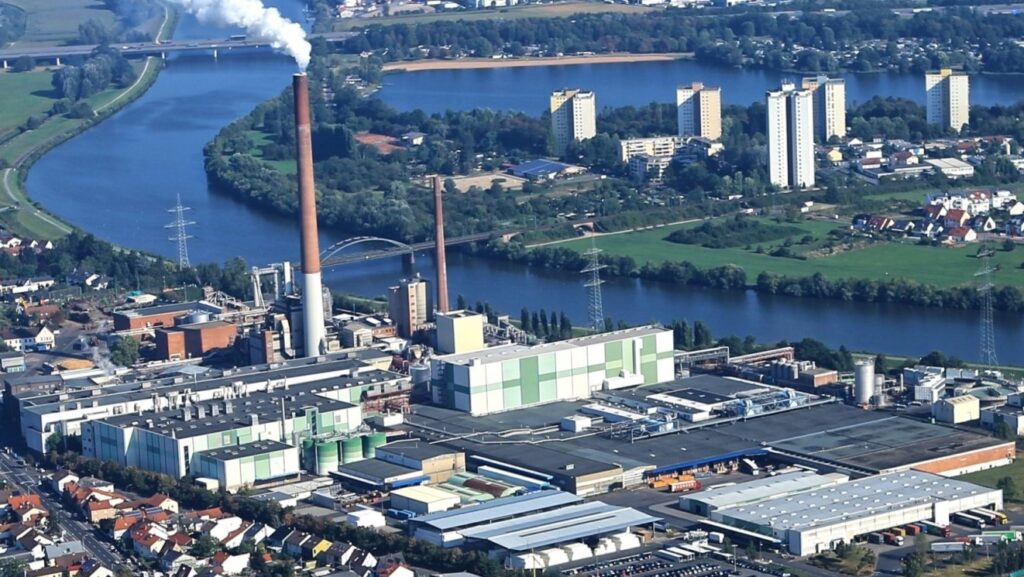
[382,53,693,72]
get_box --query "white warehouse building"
[711,470,1001,556]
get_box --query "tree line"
[476,239,1024,312]
[51,47,137,102]
[341,7,1024,73]
[0,3,26,45]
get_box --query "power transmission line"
[581,236,606,333]
[975,248,998,367]
[165,194,195,269]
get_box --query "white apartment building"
[801,75,846,142]
[926,69,970,133]
[550,89,597,156]
[767,82,816,189]
[676,82,722,141]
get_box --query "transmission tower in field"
[975,248,998,366]
[166,194,195,269]
[581,237,606,333]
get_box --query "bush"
[68,102,95,119]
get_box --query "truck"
[920,521,952,537]
[904,524,922,536]
[708,531,726,544]
[867,533,885,544]
[970,508,1005,526]
[972,534,1008,546]
[953,512,987,529]
[981,530,1022,542]
[890,527,907,537]
[668,478,702,493]
[931,542,967,553]
[883,532,904,546]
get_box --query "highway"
[0,451,128,570]
[0,31,358,63]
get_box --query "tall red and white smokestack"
[433,175,449,314]
[293,73,326,357]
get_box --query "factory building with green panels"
[193,440,301,492]
[82,388,362,483]
[432,326,675,415]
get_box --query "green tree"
[998,476,1019,501]
[0,559,25,577]
[189,534,220,558]
[995,421,1015,441]
[874,354,887,376]
[109,336,140,367]
[12,56,34,72]
[520,307,530,333]
[693,321,713,349]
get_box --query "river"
[23,2,1024,363]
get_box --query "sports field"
[335,1,655,30]
[559,217,1024,288]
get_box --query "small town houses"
[853,188,1024,244]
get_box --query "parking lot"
[560,552,778,577]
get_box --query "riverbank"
[382,52,692,72]
[0,2,175,239]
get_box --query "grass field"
[6,0,118,47]
[0,70,58,136]
[334,2,655,30]
[245,130,296,175]
[958,458,1023,490]
[558,216,1024,288]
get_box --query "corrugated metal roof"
[460,501,659,552]
[411,490,581,531]
[684,471,849,511]
[391,485,460,504]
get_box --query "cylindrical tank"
[181,310,211,325]
[363,432,386,458]
[855,361,875,405]
[315,441,339,475]
[410,363,431,386]
[341,437,363,464]
[302,439,315,471]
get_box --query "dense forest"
[0,232,251,298]
[0,3,26,45]
[341,7,1024,73]
[51,48,137,102]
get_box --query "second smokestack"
[293,73,326,357]
[433,175,449,314]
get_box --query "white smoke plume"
[171,0,311,70]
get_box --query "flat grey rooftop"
[411,490,582,532]
[196,440,293,461]
[335,458,422,481]
[722,470,999,531]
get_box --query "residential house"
[265,526,294,550]
[318,542,357,567]
[158,551,197,574]
[301,537,332,561]
[1006,200,1024,216]
[49,471,79,494]
[0,277,56,296]
[170,566,197,577]
[891,220,916,234]
[44,541,86,565]
[129,525,168,560]
[10,494,48,525]
[992,189,1018,210]
[0,326,55,352]
[943,209,970,229]
[890,150,918,167]
[0,232,22,250]
[284,531,312,557]
[16,528,52,559]
[79,559,114,577]
[948,226,978,243]
[212,552,251,576]
[65,272,108,290]
[971,215,997,232]
[923,204,947,221]
[865,215,894,232]
[1007,218,1024,237]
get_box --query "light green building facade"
[433,326,675,415]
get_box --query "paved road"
[0,452,127,570]
[0,31,357,61]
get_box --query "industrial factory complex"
[0,72,1019,576]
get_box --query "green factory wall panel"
[657,349,674,360]
[486,381,501,393]
[502,387,521,409]
[641,360,657,384]
[502,377,520,390]
[605,342,623,362]
[538,352,556,374]
[454,384,470,395]
[622,345,634,374]
[237,429,253,445]
[520,356,539,385]
[538,379,557,403]
[502,359,520,381]
[521,378,540,406]
[255,454,271,479]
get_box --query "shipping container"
[920,521,952,537]
[931,542,967,553]
[904,525,922,536]
[868,533,884,544]
[953,512,987,529]
[890,527,907,537]
[668,478,702,493]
